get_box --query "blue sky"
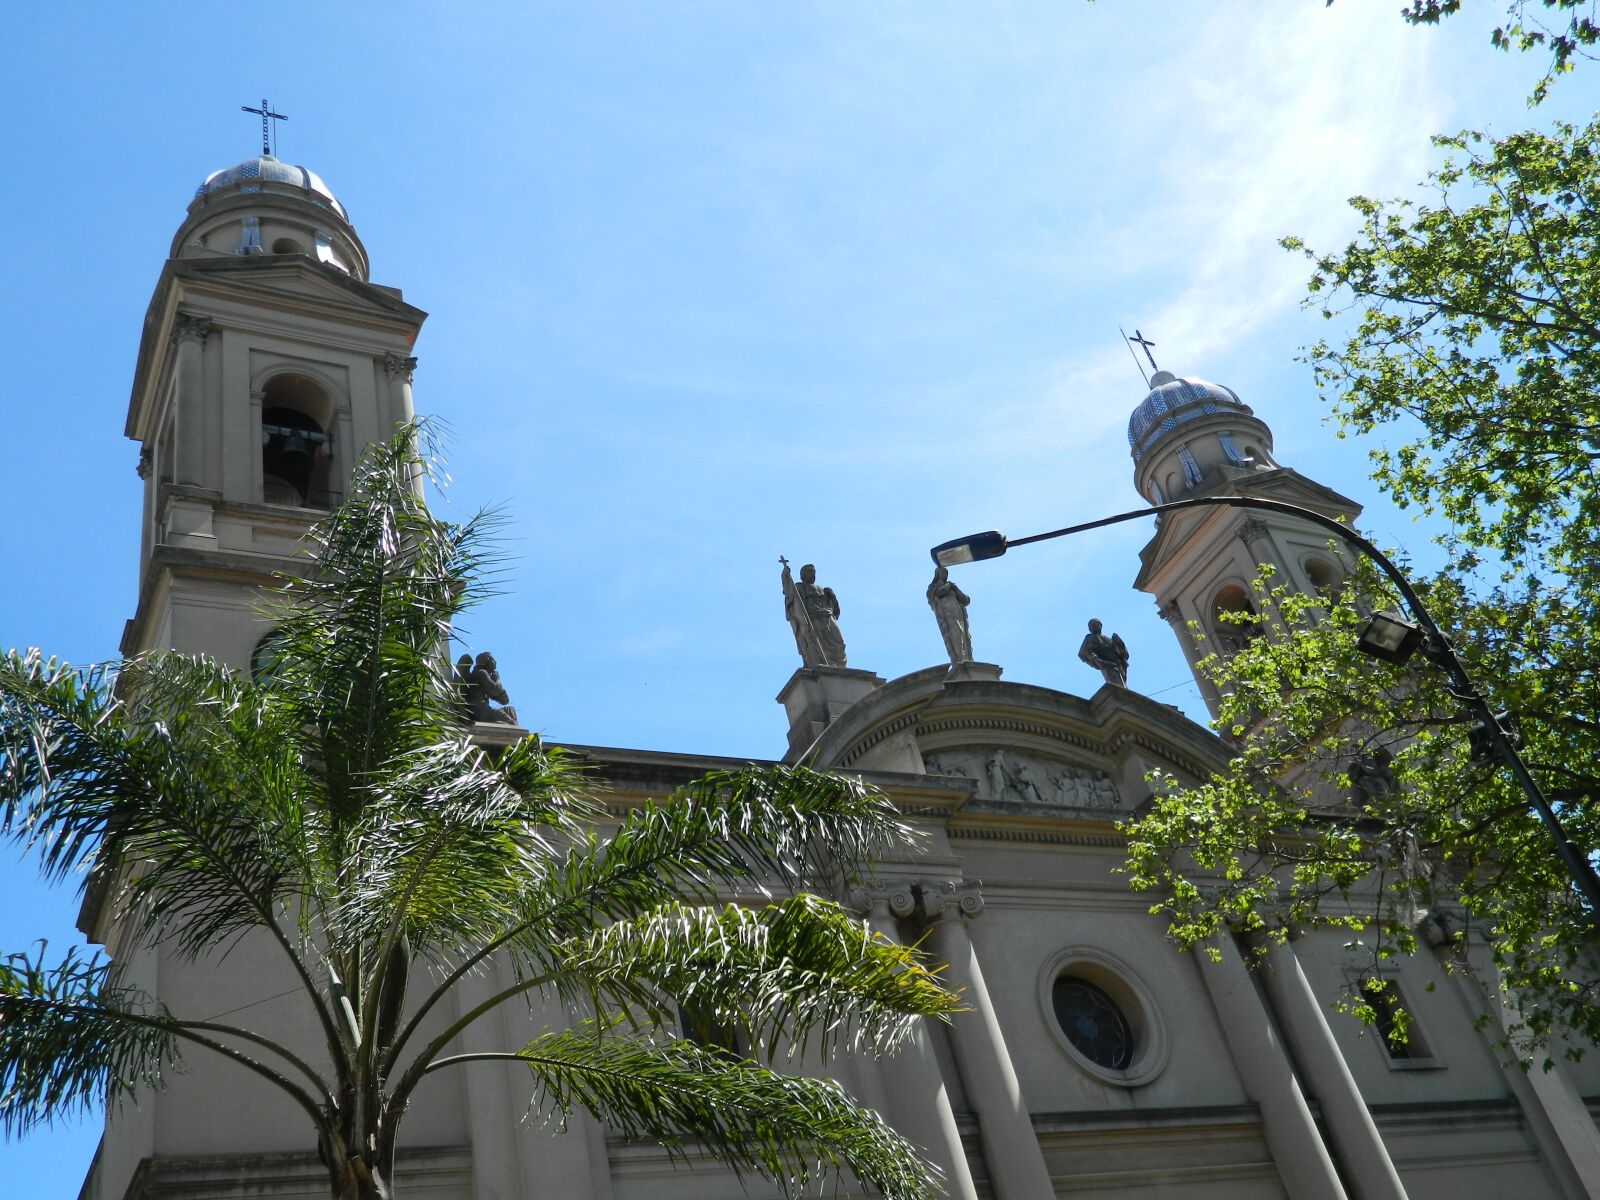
[2,2,1596,1193]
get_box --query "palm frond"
[560,895,962,1060]
[472,1020,939,1200]
[327,737,589,962]
[0,944,176,1137]
[263,423,506,824]
[0,651,308,960]
[524,766,913,948]
[386,765,910,1077]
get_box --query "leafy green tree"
[1124,117,1600,1057]
[0,429,959,1200]
[1398,1,1598,101]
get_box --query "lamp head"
[1356,609,1424,665]
[931,530,1008,567]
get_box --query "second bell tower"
[1126,370,1362,717]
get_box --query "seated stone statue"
[461,651,519,725]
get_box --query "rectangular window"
[1359,976,1440,1070]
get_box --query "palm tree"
[0,428,959,1200]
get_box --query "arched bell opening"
[260,373,336,508]
[1211,583,1261,653]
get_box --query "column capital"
[171,311,212,346]
[384,352,418,382]
[916,878,984,921]
[1236,516,1272,547]
[1156,599,1183,624]
[846,881,919,920]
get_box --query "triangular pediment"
[1134,469,1362,590]
[170,255,424,323]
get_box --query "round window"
[1038,946,1169,1086]
[1052,976,1133,1070]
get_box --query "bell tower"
[122,153,426,672]
[1127,371,1362,718]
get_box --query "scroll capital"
[917,878,984,920]
[384,352,418,382]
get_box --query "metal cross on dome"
[241,99,288,157]
[1127,329,1159,371]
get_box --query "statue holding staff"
[781,558,847,668]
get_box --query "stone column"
[383,353,421,499]
[1424,915,1600,1200]
[851,885,978,1200]
[1191,934,1348,1200]
[384,352,417,427]
[1258,937,1409,1200]
[171,312,210,485]
[917,880,1055,1200]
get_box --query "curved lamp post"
[930,494,1600,916]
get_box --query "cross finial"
[1128,329,1159,371]
[241,99,288,156]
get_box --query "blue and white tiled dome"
[1127,374,1245,464]
[194,155,347,221]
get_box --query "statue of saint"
[1077,618,1130,687]
[781,558,847,668]
[464,651,519,725]
[926,565,973,664]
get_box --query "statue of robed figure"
[781,557,847,668]
[926,565,973,664]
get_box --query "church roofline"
[806,662,1228,785]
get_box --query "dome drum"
[1126,373,1274,504]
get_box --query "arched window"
[260,374,335,508]
[1304,557,1339,595]
[250,629,286,683]
[271,236,306,256]
[1211,584,1260,651]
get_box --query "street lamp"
[931,495,1600,918]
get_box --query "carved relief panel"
[923,748,1121,813]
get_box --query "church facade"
[78,153,1600,1200]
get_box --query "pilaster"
[1191,933,1348,1200]
[915,879,1055,1200]
[846,884,978,1200]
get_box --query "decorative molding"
[949,824,1124,848]
[171,312,212,346]
[136,446,153,480]
[839,708,922,766]
[383,352,418,382]
[1156,599,1183,624]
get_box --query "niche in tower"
[260,373,335,508]
[1211,583,1261,654]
